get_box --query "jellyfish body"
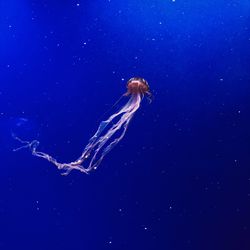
[125,77,150,96]
[13,77,150,175]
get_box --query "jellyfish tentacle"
[13,77,150,175]
[85,94,141,171]
[71,94,140,172]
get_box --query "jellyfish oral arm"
[79,94,141,173]
[13,94,142,175]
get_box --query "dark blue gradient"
[0,1,249,249]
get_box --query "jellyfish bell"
[125,77,150,96]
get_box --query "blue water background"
[0,1,250,249]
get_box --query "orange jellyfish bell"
[125,77,150,96]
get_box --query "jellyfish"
[13,77,151,175]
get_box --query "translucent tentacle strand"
[13,94,142,175]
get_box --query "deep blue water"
[0,1,250,249]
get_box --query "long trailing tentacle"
[13,94,142,175]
